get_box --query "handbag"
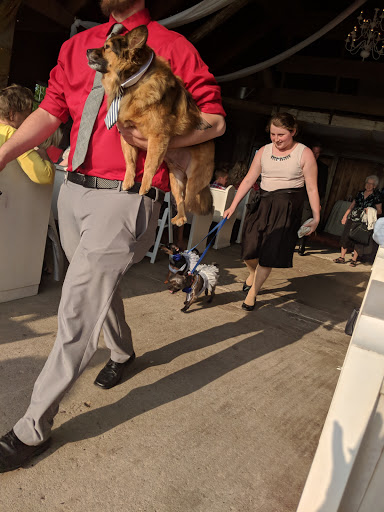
[348,221,372,245]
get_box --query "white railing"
[297,246,384,512]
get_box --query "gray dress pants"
[13,180,161,445]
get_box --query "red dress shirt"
[40,9,225,191]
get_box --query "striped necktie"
[105,51,154,130]
[71,23,125,171]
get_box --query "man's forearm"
[168,113,226,149]
[0,108,62,170]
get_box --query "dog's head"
[168,271,193,294]
[161,243,181,257]
[87,25,152,80]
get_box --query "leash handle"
[189,218,228,274]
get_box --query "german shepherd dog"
[87,25,214,226]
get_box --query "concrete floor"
[0,240,371,512]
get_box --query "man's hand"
[116,123,148,150]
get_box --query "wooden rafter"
[23,0,74,28]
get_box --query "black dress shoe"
[242,301,256,311]
[242,282,252,293]
[0,430,51,473]
[94,352,136,389]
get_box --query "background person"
[298,142,328,255]
[333,175,382,267]
[224,112,320,311]
[0,0,225,472]
[0,84,53,184]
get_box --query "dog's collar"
[105,51,154,130]
[120,51,154,89]
[169,263,187,274]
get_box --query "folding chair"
[146,192,173,263]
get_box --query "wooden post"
[0,0,22,89]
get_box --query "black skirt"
[241,187,306,268]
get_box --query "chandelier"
[345,8,384,60]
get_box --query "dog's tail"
[185,185,213,216]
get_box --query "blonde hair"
[0,84,33,121]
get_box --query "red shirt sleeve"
[165,36,226,117]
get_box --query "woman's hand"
[341,215,347,225]
[303,218,319,235]
[34,147,51,162]
[117,124,148,150]
[223,205,236,219]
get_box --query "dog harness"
[169,251,200,274]
[105,51,154,130]
[183,264,219,302]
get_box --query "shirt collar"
[107,8,151,36]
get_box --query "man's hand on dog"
[117,124,148,150]
[117,123,191,173]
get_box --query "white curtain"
[215,0,367,82]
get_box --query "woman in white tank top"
[224,113,320,311]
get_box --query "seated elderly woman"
[334,175,382,267]
[0,84,54,184]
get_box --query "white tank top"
[260,142,306,191]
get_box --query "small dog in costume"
[161,244,200,284]
[167,263,219,312]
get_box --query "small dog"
[87,25,214,226]
[161,244,200,284]
[168,263,219,312]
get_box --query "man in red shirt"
[0,0,225,472]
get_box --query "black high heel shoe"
[242,301,256,311]
[242,282,252,293]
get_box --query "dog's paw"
[139,179,152,195]
[171,215,187,227]
[122,176,135,191]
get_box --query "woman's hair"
[228,161,248,187]
[365,175,379,188]
[0,84,33,121]
[39,126,64,149]
[267,112,298,135]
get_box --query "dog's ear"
[127,25,148,50]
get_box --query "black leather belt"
[66,172,164,202]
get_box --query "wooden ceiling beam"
[258,87,384,117]
[23,0,74,28]
[276,56,384,82]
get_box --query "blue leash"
[188,217,228,275]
